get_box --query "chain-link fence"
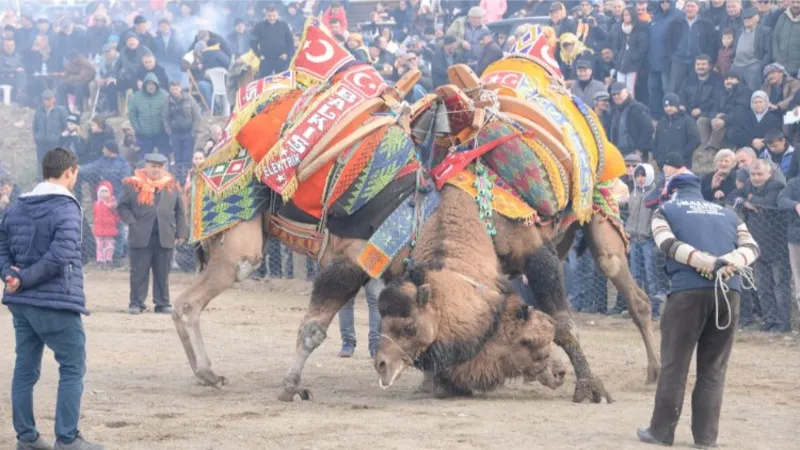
[565,200,799,332]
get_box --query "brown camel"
[173,92,657,405]
[374,186,567,397]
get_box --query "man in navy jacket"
[637,173,760,448]
[0,148,104,450]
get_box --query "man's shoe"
[636,427,671,446]
[128,306,144,315]
[17,436,53,450]
[154,306,173,314]
[53,433,105,450]
[338,343,356,358]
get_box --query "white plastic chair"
[205,67,230,116]
[0,85,12,105]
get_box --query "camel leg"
[173,217,264,388]
[524,242,613,404]
[278,257,368,402]
[584,215,661,384]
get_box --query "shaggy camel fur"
[374,186,567,397]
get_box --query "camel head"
[534,353,568,390]
[507,308,567,391]
[374,272,438,389]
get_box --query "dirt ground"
[0,272,797,450]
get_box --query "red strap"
[430,132,523,189]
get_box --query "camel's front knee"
[299,320,328,352]
[594,253,622,278]
[234,256,262,282]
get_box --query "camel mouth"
[376,358,408,389]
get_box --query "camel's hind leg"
[278,257,368,402]
[173,216,264,387]
[583,214,661,384]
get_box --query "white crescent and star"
[352,72,378,90]
[303,39,335,64]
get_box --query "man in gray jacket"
[571,59,607,106]
[117,153,187,315]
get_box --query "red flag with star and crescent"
[291,19,355,86]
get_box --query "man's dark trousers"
[649,288,740,446]
[9,304,86,444]
[129,232,173,309]
[170,130,195,166]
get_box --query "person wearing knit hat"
[700,72,751,152]
[761,62,800,112]
[653,92,701,169]
[727,90,783,150]
[637,170,760,447]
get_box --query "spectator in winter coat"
[57,51,96,113]
[32,90,69,178]
[702,0,729,32]
[447,7,491,64]
[93,181,120,267]
[0,38,25,102]
[680,54,725,129]
[78,139,132,201]
[548,2,579,37]
[761,63,800,113]
[703,72,753,151]
[189,30,233,59]
[665,0,719,94]
[128,73,170,155]
[58,114,87,162]
[731,8,773,91]
[728,90,783,150]
[593,90,613,138]
[593,46,615,83]
[625,163,666,319]
[0,148,106,450]
[86,14,111,58]
[476,33,503,77]
[92,44,120,114]
[251,7,295,77]
[135,53,169,92]
[284,3,306,34]
[762,129,797,178]
[771,2,800,77]
[612,7,648,97]
[164,81,201,166]
[480,0,507,23]
[130,15,156,54]
[575,0,610,51]
[571,59,608,105]
[647,0,681,119]
[116,33,151,96]
[432,35,467,88]
[777,172,800,320]
[715,28,736,77]
[152,19,183,67]
[653,93,701,169]
[721,0,745,35]
[736,160,792,332]
[701,148,738,202]
[84,116,115,164]
[609,82,654,158]
[226,19,251,57]
[736,145,787,185]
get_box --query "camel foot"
[195,369,227,389]
[277,386,314,402]
[573,377,612,404]
[646,363,660,385]
[415,372,435,394]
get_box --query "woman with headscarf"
[761,62,800,113]
[612,7,648,98]
[728,90,784,151]
[558,32,594,83]
[346,33,372,63]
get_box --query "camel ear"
[416,284,430,306]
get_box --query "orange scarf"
[123,169,176,205]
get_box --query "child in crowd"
[93,181,119,268]
[59,114,87,159]
[715,28,735,77]
[121,121,141,166]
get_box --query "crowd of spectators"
[0,0,798,332]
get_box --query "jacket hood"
[666,173,702,197]
[18,181,80,220]
[97,180,114,197]
[634,163,655,188]
[142,72,160,90]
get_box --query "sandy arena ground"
[0,272,797,450]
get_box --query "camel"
[374,186,568,397]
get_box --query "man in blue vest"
[637,173,759,448]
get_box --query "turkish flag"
[291,25,354,84]
[340,65,387,98]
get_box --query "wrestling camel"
[374,186,568,397]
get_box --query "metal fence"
[565,200,799,331]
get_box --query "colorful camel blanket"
[357,188,441,279]
[557,180,629,251]
[189,162,271,243]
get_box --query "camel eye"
[404,325,417,336]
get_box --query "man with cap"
[432,35,467,89]
[664,0,717,94]
[593,90,612,137]
[571,59,607,105]
[92,43,120,114]
[548,2,578,37]
[730,7,772,91]
[117,152,187,315]
[638,173,759,448]
[653,92,701,170]
[446,6,490,63]
[609,81,654,159]
[702,72,753,151]
[32,90,69,179]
